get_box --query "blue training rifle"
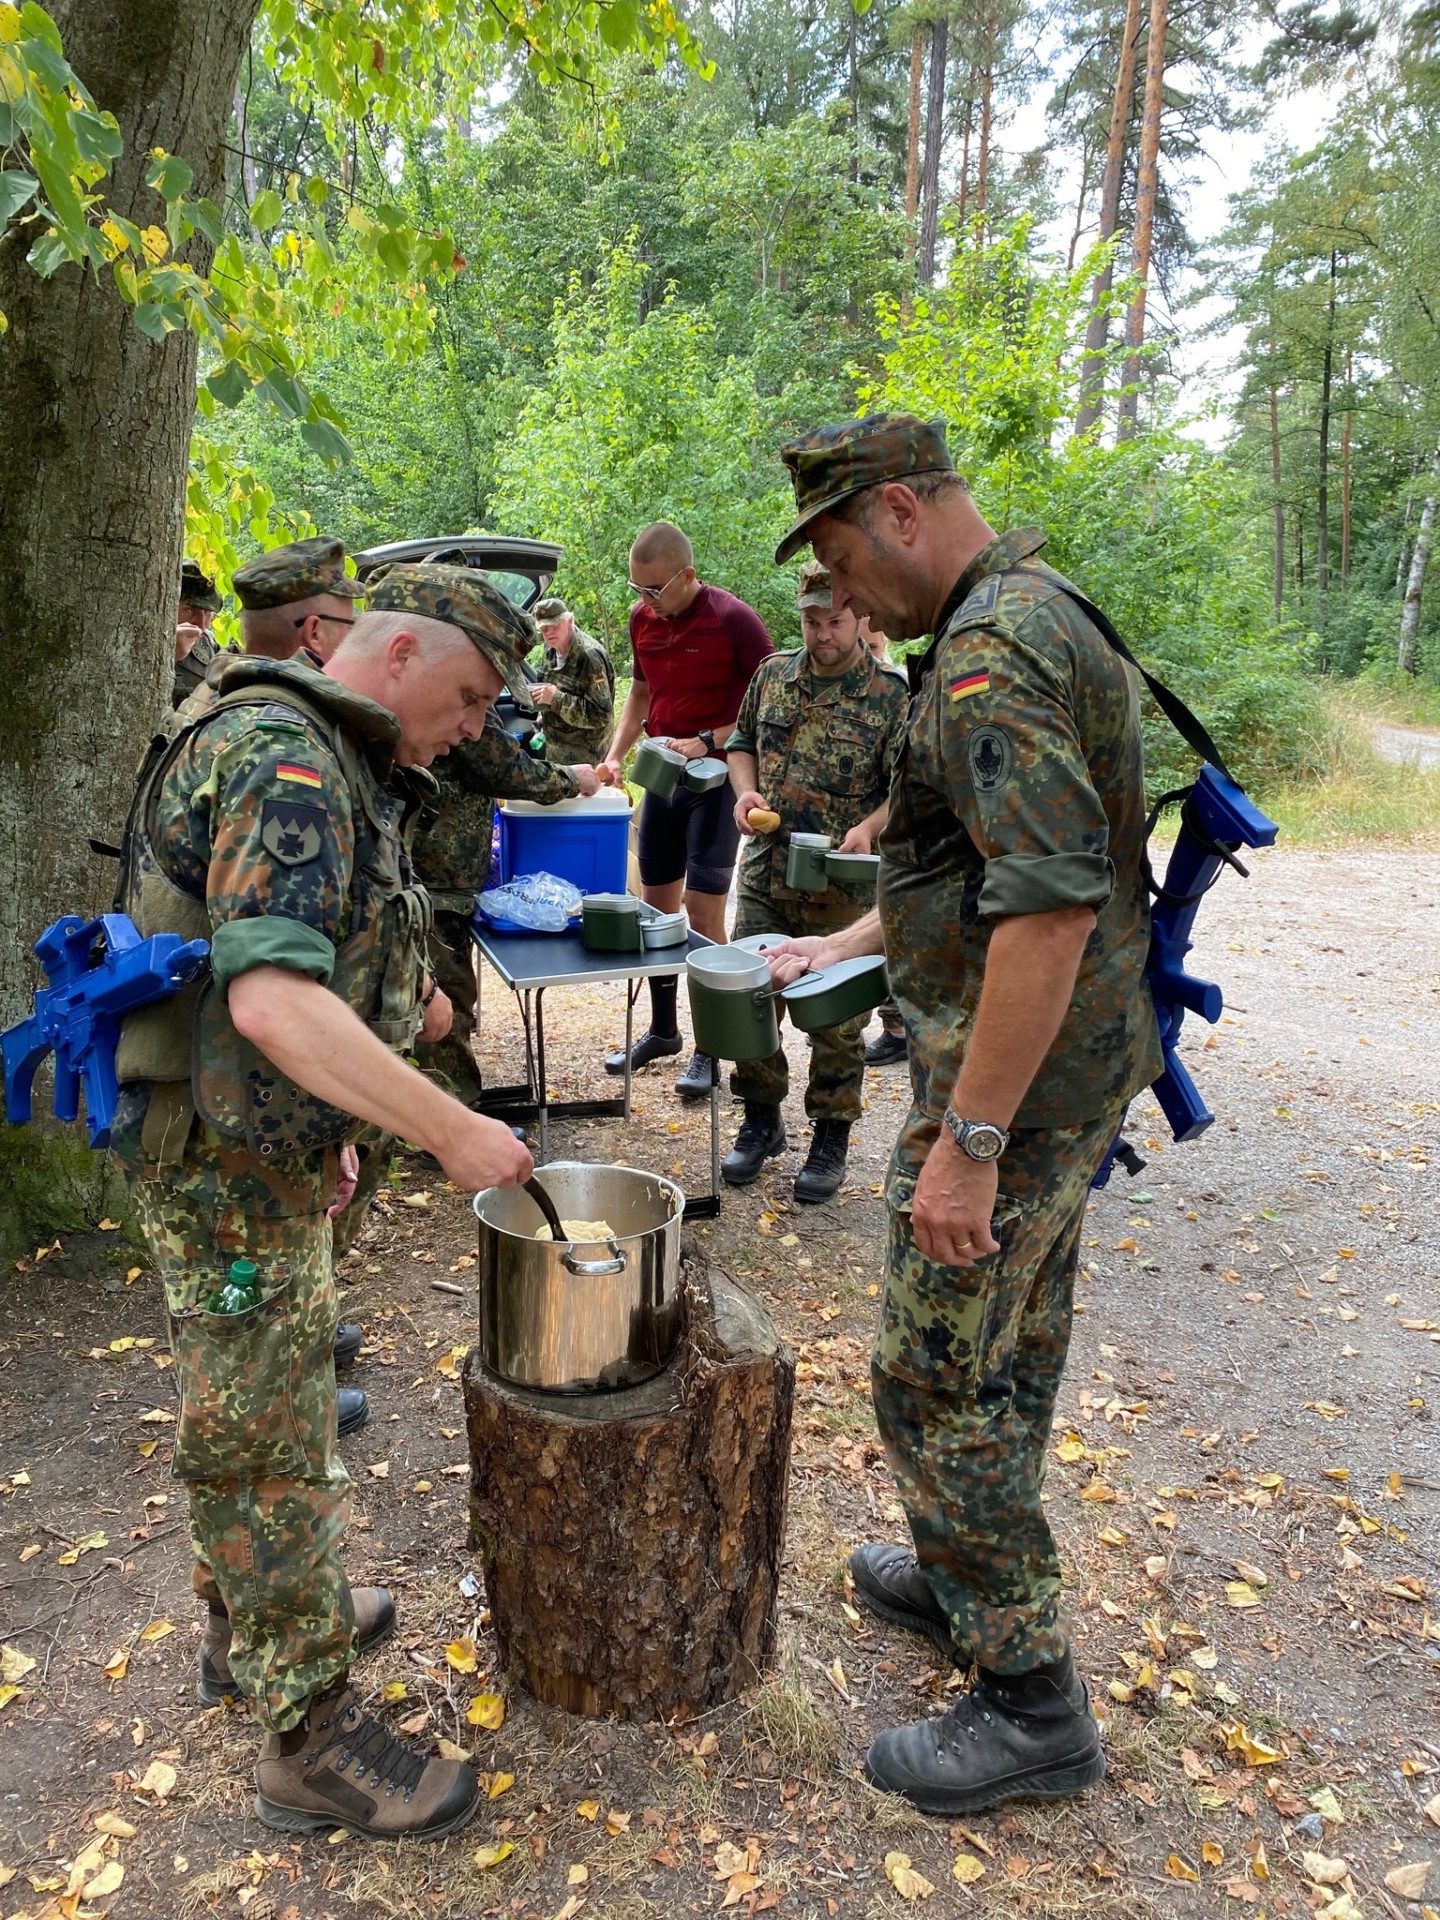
[1091,763,1277,1187]
[2,913,210,1149]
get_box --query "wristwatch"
[698,728,716,754]
[943,1109,1009,1162]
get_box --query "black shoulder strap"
[1031,574,1235,785]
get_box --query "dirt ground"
[2,841,1438,1920]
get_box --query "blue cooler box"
[499,793,632,897]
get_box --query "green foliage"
[490,248,801,648]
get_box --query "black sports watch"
[698,728,716,754]
[943,1110,1009,1162]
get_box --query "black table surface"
[472,925,715,991]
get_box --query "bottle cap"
[229,1259,258,1285]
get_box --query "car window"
[484,569,546,609]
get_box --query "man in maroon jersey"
[601,521,775,1095]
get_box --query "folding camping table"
[469,925,723,1219]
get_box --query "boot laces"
[310,1692,427,1801]
[937,1677,996,1752]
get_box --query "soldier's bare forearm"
[949,907,1095,1128]
[228,966,527,1181]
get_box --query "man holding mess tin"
[765,414,1160,1816]
[722,559,907,1201]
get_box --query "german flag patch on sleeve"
[949,669,990,703]
[276,762,324,789]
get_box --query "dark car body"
[351,534,563,615]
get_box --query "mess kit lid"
[789,831,832,850]
[636,739,687,767]
[583,892,640,916]
[686,945,770,991]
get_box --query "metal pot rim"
[472,1160,685,1246]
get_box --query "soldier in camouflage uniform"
[233,534,363,662]
[766,415,1161,1815]
[530,595,616,767]
[172,559,222,709]
[413,708,600,1106]
[722,561,907,1201]
[108,564,534,1842]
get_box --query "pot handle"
[561,1236,628,1277]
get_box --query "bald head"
[241,590,358,662]
[630,521,693,572]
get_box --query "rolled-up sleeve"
[933,621,1114,918]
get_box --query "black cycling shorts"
[636,781,741,895]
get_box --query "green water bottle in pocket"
[205,1258,262,1316]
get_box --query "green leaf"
[299,417,353,463]
[0,172,39,223]
[249,188,284,233]
[27,232,72,276]
[255,370,308,419]
[597,0,638,52]
[132,302,181,342]
[18,3,64,54]
[189,197,223,246]
[205,360,251,408]
[146,152,193,201]
[303,174,328,209]
[71,110,122,165]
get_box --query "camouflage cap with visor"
[775,413,956,564]
[232,535,364,611]
[796,560,834,609]
[179,559,223,614]
[532,595,569,624]
[365,562,537,709]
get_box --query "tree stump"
[463,1246,794,1720]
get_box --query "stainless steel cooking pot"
[473,1162,685,1393]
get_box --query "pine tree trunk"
[1074,0,1143,439]
[1340,349,1352,588]
[1397,450,1421,589]
[1316,250,1336,598]
[1114,0,1167,443]
[847,1,860,183]
[904,30,924,262]
[918,18,948,284]
[1269,380,1285,622]
[1398,444,1440,675]
[0,0,261,1062]
[1066,141,1094,272]
[975,37,994,222]
[957,95,973,224]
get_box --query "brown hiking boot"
[198,1585,396,1707]
[255,1680,480,1840]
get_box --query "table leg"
[623,981,636,1121]
[710,1051,721,1199]
[534,987,550,1164]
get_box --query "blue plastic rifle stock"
[1092,764,1277,1188]
[2,914,209,1149]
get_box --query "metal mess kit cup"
[632,740,733,800]
[474,1162,685,1393]
[785,832,833,892]
[685,945,781,1062]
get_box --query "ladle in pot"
[521,1174,628,1278]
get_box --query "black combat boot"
[337,1387,369,1438]
[848,1544,962,1662]
[332,1322,363,1368]
[793,1118,851,1203]
[864,1026,907,1067]
[863,1652,1104,1815]
[720,1103,786,1186]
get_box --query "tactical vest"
[114,661,432,1166]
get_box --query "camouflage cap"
[365,562,537,708]
[796,559,833,609]
[532,595,570,625]
[232,535,364,611]
[179,559,222,614]
[775,413,955,564]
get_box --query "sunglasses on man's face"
[627,566,687,601]
[295,611,357,630]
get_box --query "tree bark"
[918,18,948,285]
[464,1256,795,1720]
[1398,443,1440,675]
[956,94,973,224]
[847,0,860,183]
[1316,249,1336,598]
[0,0,261,1058]
[1269,379,1285,623]
[1340,345,1352,587]
[1074,0,1143,439]
[1115,0,1167,443]
[903,30,924,263]
[975,30,994,223]
[1396,449,1421,589]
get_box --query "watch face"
[965,1124,1005,1161]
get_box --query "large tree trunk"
[1398,443,1440,675]
[1114,0,1167,443]
[0,0,260,1063]
[918,18,948,285]
[1074,0,1143,439]
[464,1257,795,1720]
[1316,249,1336,597]
[1269,378,1285,622]
[904,31,924,263]
[975,32,994,223]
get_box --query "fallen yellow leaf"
[466,1691,504,1729]
[473,1841,513,1870]
[1225,1580,1264,1609]
[1201,1841,1224,1867]
[1303,1852,1349,1886]
[885,1851,935,1900]
[19,1543,42,1562]
[1165,1854,1200,1882]
[381,1680,407,1703]
[487,1770,514,1799]
[445,1638,478,1674]
[435,1737,472,1762]
[103,1650,129,1680]
[0,1645,36,1684]
[0,1684,23,1710]
[952,1852,986,1884]
[567,1864,589,1885]
[576,1798,599,1820]
[137,1758,177,1798]
[1222,1722,1284,1766]
[720,1871,761,1907]
[605,1809,631,1835]
[84,1860,124,1899]
[1384,1861,1430,1900]
[714,1842,748,1877]
[1425,1792,1440,1827]
[92,1813,136,1839]
[138,1619,175,1643]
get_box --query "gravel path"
[1373,722,1440,767]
